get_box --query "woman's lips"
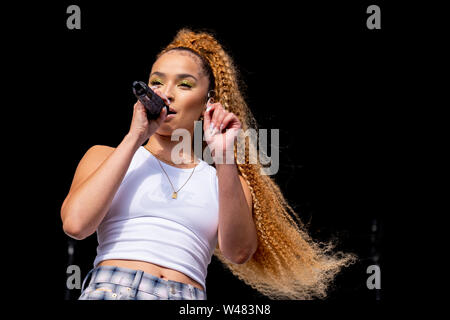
[167,107,177,114]
[164,113,176,121]
[164,106,177,121]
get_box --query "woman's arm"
[203,102,257,264]
[61,98,168,240]
[216,162,258,264]
[61,133,141,240]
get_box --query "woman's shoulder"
[84,145,116,161]
[66,145,116,196]
[89,144,116,154]
[203,161,217,175]
[79,145,116,171]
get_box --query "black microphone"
[132,81,174,120]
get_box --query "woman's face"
[149,50,210,136]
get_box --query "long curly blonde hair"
[156,28,357,300]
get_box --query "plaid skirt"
[78,265,207,300]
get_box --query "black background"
[7,0,422,313]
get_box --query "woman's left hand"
[203,102,242,164]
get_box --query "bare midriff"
[97,259,204,291]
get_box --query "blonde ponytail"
[157,28,357,299]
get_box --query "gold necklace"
[144,145,196,199]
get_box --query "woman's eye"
[150,80,163,86]
[149,79,193,88]
[179,80,194,88]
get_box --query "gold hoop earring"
[207,90,216,104]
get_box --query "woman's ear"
[202,90,215,120]
[207,90,216,106]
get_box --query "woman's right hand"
[128,88,169,145]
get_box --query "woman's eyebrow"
[150,71,198,81]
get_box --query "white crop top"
[93,146,219,291]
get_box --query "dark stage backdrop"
[13,1,398,305]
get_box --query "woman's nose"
[151,87,171,105]
[162,86,175,104]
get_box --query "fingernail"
[219,124,223,132]
[206,105,211,112]
[162,94,170,105]
[209,123,214,132]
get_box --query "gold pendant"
[172,192,177,199]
